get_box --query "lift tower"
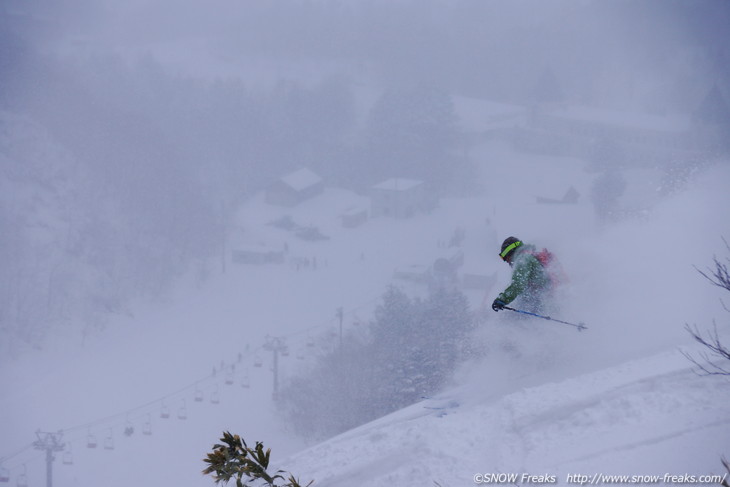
[33,430,65,487]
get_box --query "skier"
[491,236,557,314]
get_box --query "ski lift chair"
[142,417,152,436]
[0,466,10,482]
[86,433,97,449]
[178,401,187,420]
[104,431,114,451]
[62,445,74,465]
[16,467,27,487]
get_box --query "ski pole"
[502,306,588,331]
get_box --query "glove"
[492,299,506,312]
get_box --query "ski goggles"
[499,241,522,260]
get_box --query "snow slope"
[2,140,729,487]
[283,350,730,487]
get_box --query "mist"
[2,1,730,486]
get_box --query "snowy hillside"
[2,142,729,487]
[283,350,730,486]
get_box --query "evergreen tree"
[278,285,474,440]
[418,288,474,391]
[590,169,627,223]
[368,286,421,413]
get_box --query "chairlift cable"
[0,444,35,471]
[61,370,216,435]
[2,285,390,468]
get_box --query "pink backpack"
[529,248,567,287]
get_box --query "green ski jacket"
[497,244,552,305]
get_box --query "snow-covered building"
[536,186,580,205]
[451,96,526,147]
[231,242,285,265]
[265,168,324,207]
[370,178,434,219]
[339,206,368,228]
[517,105,694,164]
[512,85,730,164]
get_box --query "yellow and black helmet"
[499,236,522,261]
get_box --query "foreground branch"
[203,432,311,487]
[695,237,730,293]
[682,322,730,376]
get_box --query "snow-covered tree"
[589,169,627,223]
[277,285,473,439]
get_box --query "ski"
[421,396,459,417]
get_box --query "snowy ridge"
[282,350,730,487]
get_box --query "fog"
[2,1,730,486]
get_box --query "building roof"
[555,105,689,133]
[372,178,423,191]
[280,168,323,192]
[452,95,526,132]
